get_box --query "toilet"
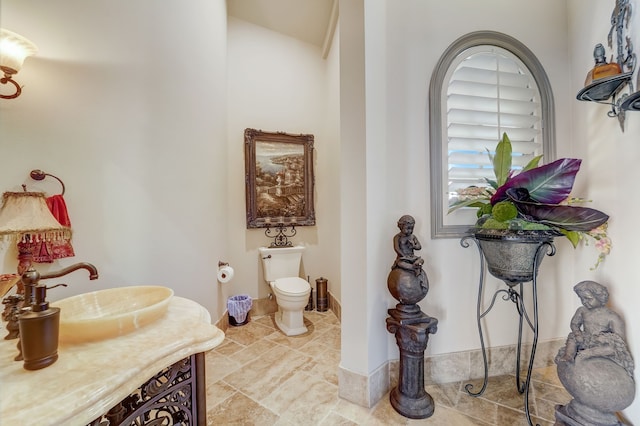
[259,245,311,336]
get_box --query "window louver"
[446,48,543,197]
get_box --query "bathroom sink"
[0,274,20,298]
[52,286,174,344]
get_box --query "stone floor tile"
[318,412,359,425]
[206,391,279,425]
[206,310,574,426]
[264,371,339,423]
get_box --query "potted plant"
[449,133,611,282]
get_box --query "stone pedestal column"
[386,308,438,419]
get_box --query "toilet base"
[275,308,308,336]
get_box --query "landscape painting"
[244,129,315,228]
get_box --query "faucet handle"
[20,268,41,286]
[45,284,68,291]
[32,283,67,312]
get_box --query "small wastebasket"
[316,277,328,312]
[227,294,252,326]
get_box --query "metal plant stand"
[461,231,556,426]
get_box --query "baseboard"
[214,295,287,333]
[340,338,565,408]
[422,338,562,385]
[328,291,341,321]
[338,362,388,408]
[213,310,229,333]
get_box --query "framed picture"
[244,128,315,229]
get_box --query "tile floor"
[205,310,573,425]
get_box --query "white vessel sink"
[52,286,173,344]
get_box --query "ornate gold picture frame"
[244,128,315,229]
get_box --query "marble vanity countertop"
[0,296,224,426]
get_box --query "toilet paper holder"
[217,261,234,283]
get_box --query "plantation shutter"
[446,47,543,199]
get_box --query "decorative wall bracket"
[576,0,637,131]
[265,224,296,247]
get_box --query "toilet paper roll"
[217,265,234,283]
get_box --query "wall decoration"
[244,128,315,229]
[576,0,637,130]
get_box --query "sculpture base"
[390,386,434,419]
[393,303,422,318]
[555,401,624,426]
[386,307,438,420]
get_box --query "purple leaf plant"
[449,133,611,268]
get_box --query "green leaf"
[486,148,494,166]
[493,133,512,187]
[448,199,489,214]
[561,230,581,248]
[484,178,498,190]
[522,155,543,172]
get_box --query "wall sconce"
[576,0,636,131]
[0,28,38,100]
[620,72,640,112]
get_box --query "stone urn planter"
[471,228,558,286]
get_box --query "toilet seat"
[273,277,310,296]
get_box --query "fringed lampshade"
[0,192,70,242]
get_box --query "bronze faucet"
[22,262,99,286]
[5,262,98,370]
[3,263,100,339]
[20,263,98,309]
[13,262,99,370]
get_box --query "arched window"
[430,31,555,238]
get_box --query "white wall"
[325,15,343,302]
[568,0,640,420]
[339,0,372,376]
[0,0,229,316]
[339,0,575,380]
[225,17,342,305]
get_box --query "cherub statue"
[392,215,424,276]
[555,281,635,425]
[387,215,429,305]
[556,280,634,378]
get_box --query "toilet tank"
[259,245,305,282]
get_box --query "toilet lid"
[274,277,310,295]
